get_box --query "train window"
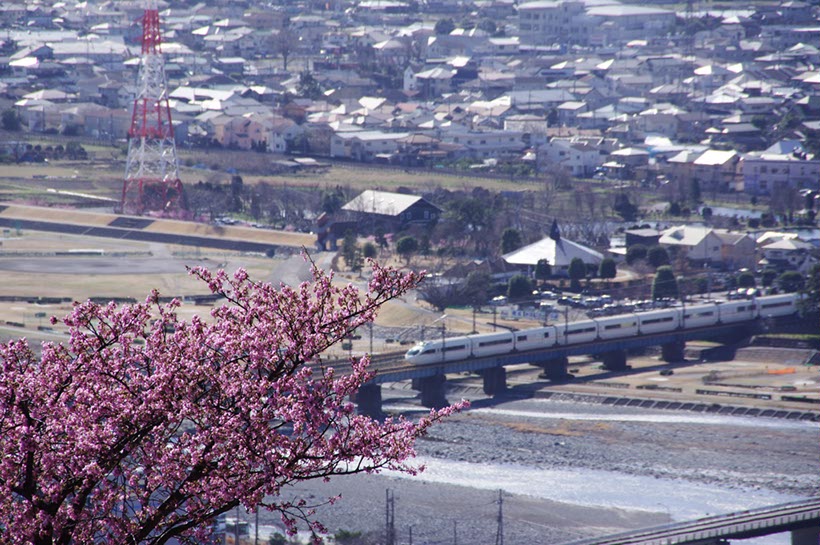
[761,302,790,309]
[685,311,714,318]
[422,348,436,355]
[516,335,527,342]
[604,324,622,330]
[642,316,673,325]
[543,332,550,338]
[480,338,513,347]
[568,326,595,334]
[443,344,467,352]
[736,306,747,311]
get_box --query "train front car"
[404,341,441,365]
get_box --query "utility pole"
[234,505,240,545]
[385,489,395,545]
[453,520,457,545]
[495,489,504,545]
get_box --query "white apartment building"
[741,146,820,196]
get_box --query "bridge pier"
[417,374,448,409]
[601,349,628,371]
[354,382,384,419]
[536,356,571,382]
[792,526,820,545]
[478,367,507,396]
[661,339,686,363]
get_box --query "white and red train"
[403,293,801,365]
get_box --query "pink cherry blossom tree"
[0,258,464,545]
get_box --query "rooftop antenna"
[120,0,185,216]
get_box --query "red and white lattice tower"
[121,0,184,216]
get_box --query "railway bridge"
[559,498,820,545]
[352,319,768,417]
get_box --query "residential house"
[632,105,684,139]
[330,130,410,161]
[758,237,816,273]
[714,231,756,270]
[213,113,271,150]
[691,149,741,194]
[659,225,752,270]
[440,128,526,160]
[60,103,131,141]
[267,116,302,154]
[625,228,662,248]
[536,137,603,177]
[408,66,455,99]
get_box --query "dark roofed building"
[340,189,441,234]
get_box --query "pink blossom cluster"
[0,257,466,544]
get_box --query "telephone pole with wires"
[495,489,504,545]
[385,489,395,545]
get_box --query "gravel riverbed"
[265,388,818,545]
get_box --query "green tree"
[701,206,713,221]
[2,109,21,131]
[435,18,455,35]
[419,234,431,256]
[462,270,492,307]
[477,18,498,35]
[342,230,361,271]
[500,228,523,254]
[613,193,638,221]
[801,263,820,316]
[736,271,756,288]
[396,235,419,265]
[296,71,323,100]
[568,257,586,291]
[777,270,805,293]
[334,530,364,545]
[374,227,388,249]
[535,258,552,285]
[761,269,778,288]
[689,178,702,204]
[668,201,682,216]
[626,244,648,265]
[446,197,492,255]
[652,266,679,300]
[507,274,533,300]
[321,189,345,214]
[647,245,670,268]
[362,241,377,259]
[598,258,617,280]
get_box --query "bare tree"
[268,29,297,71]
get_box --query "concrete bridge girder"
[417,374,448,409]
[601,349,627,371]
[478,366,506,396]
[534,356,570,382]
[662,338,686,363]
[791,526,820,545]
[354,382,383,419]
